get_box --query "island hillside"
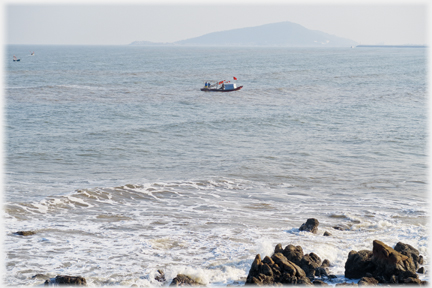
[130,21,358,47]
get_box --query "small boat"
[30,51,35,56]
[201,78,243,92]
[13,55,20,62]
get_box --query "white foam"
[3,178,429,286]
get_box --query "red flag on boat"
[233,77,237,80]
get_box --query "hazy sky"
[4,1,428,46]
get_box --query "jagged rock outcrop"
[372,240,417,279]
[245,243,332,285]
[245,253,312,285]
[344,240,427,285]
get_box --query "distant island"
[130,21,358,47]
[356,45,427,48]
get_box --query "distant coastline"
[356,45,427,48]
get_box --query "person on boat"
[221,83,225,90]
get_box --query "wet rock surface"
[155,269,166,283]
[245,239,427,286]
[299,218,320,234]
[393,242,424,270]
[358,276,379,286]
[345,250,375,279]
[245,243,332,286]
[344,240,427,285]
[170,274,201,286]
[44,275,87,286]
[15,231,36,236]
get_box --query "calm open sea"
[4,45,428,286]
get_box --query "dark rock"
[31,274,50,280]
[282,244,304,266]
[315,267,329,278]
[271,253,301,277]
[246,254,262,284]
[328,275,337,279]
[389,275,398,284]
[371,240,417,279]
[394,242,423,269]
[247,244,335,286]
[155,269,166,282]
[417,267,425,274]
[344,250,375,279]
[321,259,331,268]
[260,263,274,277]
[316,259,331,278]
[344,240,424,284]
[358,277,379,285]
[403,277,422,284]
[262,255,275,266]
[295,276,313,285]
[371,275,387,284]
[15,231,36,236]
[323,231,332,236]
[169,274,201,286]
[246,253,312,285]
[300,253,322,278]
[45,275,86,286]
[313,279,329,285]
[274,243,284,254]
[299,218,319,234]
[332,225,350,231]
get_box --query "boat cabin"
[223,83,237,90]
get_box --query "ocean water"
[4,45,428,286]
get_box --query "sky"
[3,0,429,46]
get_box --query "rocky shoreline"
[20,218,428,286]
[245,239,427,286]
[244,218,427,286]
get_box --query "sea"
[3,45,429,286]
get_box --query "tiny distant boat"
[13,55,20,62]
[201,77,243,92]
[30,51,35,56]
